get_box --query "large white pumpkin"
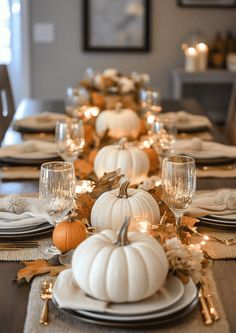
[91,180,160,231]
[72,218,169,303]
[95,103,141,139]
[94,138,150,185]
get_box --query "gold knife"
[198,288,213,325]
[202,278,220,321]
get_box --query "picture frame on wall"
[83,0,150,52]
[178,0,236,7]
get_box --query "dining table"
[0,98,236,333]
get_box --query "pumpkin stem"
[115,102,123,112]
[118,179,130,198]
[114,217,131,246]
[118,137,128,150]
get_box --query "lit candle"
[196,43,208,71]
[185,47,198,72]
[75,180,95,194]
[129,218,152,234]
[84,106,100,119]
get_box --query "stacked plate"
[0,222,53,239]
[200,213,236,229]
[53,269,198,328]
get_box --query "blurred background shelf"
[172,69,236,125]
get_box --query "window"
[0,0,11,64]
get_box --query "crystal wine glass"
[151,118,177,170]
[55,119,85,163]
[161,155,196,228]
[139,88,162,127]
[39,161,76,253]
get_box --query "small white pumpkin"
[95,103,141,139]
[91,180,160,231]
[94,138,150,185]
[72,218,169,303]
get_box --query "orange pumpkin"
[52,219,87,253]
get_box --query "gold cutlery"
[189,226,236,245]
[198,164,234,171]
[198,287,213,325]
[201,277,220,322]
[40,280,53,325]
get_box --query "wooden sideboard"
[172,69,236,124]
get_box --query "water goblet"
[151,118,177,170]
[161,155,196,228]
[39,161,76,253]
[55,119,85,163]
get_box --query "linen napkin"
[0,140,59,159]
[14,112,66,131]
[187,189,236,218]
[53,269,108,312]
[174,138,236,159]
[0,195,48,228]
[160,111,211,131]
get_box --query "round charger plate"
[79,279,197,322]
[0,227,53,240]
[53,269,185,316]
[13,124,55,133]
[177,125,209,133]
[200,215,236,225]
[0,156,60,166]
[55,298,199,329]
[195,157,235,166]
[199,220,236,229]
[210,213,236,222]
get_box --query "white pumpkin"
[91,180,160,231]
[95,103,141,139]
[94,138,150,185]
[72,218,169,303]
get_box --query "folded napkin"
[187,189,236,218]
[0,140,59,159]
[0,195,48,228]
[160,111,212,131]
[14,112,66,131]
[54,269,108,312]
[175,138,236,159]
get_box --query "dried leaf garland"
[74,193,95,220]
[91,170,123,199]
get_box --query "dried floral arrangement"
[80,69,150,110]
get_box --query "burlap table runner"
[23,268,229,333]
[192,226,236,260]
[0,236,53,261]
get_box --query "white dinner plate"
[53,269,185,316]
[210,213,236,222]
[0,222,52,235]
[79,279,197,321]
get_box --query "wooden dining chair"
[0,64,15,142]
[225,83,236,146]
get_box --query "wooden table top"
[0,98,235,333]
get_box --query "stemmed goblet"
[161,155,196,228]
[39,161,76,253]
[55,119,85,163]
[151,118,177,170]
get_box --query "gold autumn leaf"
[17,260,66,283]
[91,170,123,199]
[180,216,199,228]
[74,193,95,220]
[150,224,176,245]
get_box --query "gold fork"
[40,280,53,325]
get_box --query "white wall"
[30,0,236,100]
